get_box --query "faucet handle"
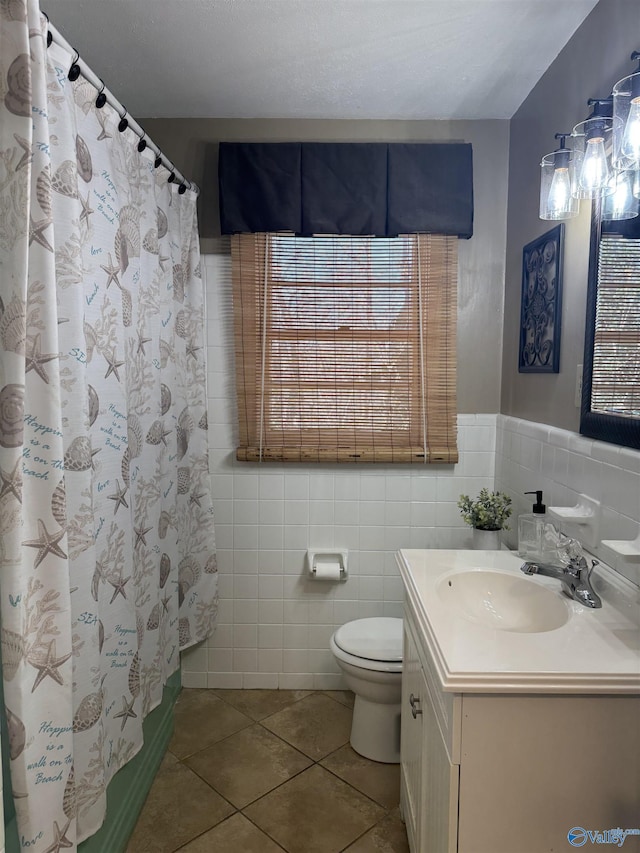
[570,556,599,580]
[566,554,586,576]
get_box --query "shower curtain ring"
[117,105,128,133]
[178,183,187,194]
[154,154,162,168]
[42,11,53,47]
[95,79,107,109]
[68,50,81,81]
[137,134,147,153]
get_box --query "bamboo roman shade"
[591,233,640,418]
[231,233,458,463]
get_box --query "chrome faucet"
[520,556,602,608]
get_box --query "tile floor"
[127,688,410,853]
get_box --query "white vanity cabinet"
[400,615,426,851]
[401,601,640,853]
[401,611,459,853]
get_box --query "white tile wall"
[181,252,500,689]
[496,415,640,586]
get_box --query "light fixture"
[612,51,640,171]
[539,134,579,220]
[538,52,640,222]
[602,169,639,220]
[571,99,614,198]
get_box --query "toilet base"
[349,695,401,764]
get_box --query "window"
[591,235,640,416]
[581,203,640,450]
[231,232,458,463]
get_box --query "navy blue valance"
[218,142,473,239]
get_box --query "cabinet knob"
[409,693,423,718]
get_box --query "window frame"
[580,198,640,450]
[231,232,459,464]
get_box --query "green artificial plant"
[457,488,512,531]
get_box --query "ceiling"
[42,0,599,121]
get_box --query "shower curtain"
[0,3,218,850]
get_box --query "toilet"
[329,617,403,763]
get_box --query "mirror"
[581,198,640,450]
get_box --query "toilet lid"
[333,617,402,662]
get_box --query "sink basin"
[436,569,569,633]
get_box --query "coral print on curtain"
[0,1,218,849]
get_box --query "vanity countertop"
[397,549,640,694]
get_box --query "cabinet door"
[421,687,459,853]
[401,622,424,852]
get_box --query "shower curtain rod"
[46,19,199,195]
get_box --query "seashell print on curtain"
[0,2,218,849]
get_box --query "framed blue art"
[518,224,564,373]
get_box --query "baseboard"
[79,670,181,853]
[3,670,181,853]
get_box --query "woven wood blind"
[231,233,458,463]
[592,234,640,418]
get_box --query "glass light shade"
[602,170,639,220]
[539,151,579,220]
[571,118,614,198]
[613,70,640,170]
[634,170,640,200]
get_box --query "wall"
[496,415,640,587]
[142,118,510,415]
[502,0,640,430]
[144,12,640,689]
[188,240,505,688]
[499,0,640,583]
[138,118,511,687]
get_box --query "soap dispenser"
[517,490,547,559]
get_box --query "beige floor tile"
[320,745,401,810]
[177,813,285,852]
[213,688,312,721]
[185,723,312,808]
[169,688,253,759]
[343,808,410,852]
[323,690,355,709]
[261,692,352,760]
[243,764,385,853]
[125,752,235,853]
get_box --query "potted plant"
[457,488,512,550]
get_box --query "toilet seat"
[332,617,402,673]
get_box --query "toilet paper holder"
[307,549,348,581]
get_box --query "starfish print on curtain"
[0,3,218,850]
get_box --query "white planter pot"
[472,528,501,550]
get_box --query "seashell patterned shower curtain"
[0,3,218,849]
